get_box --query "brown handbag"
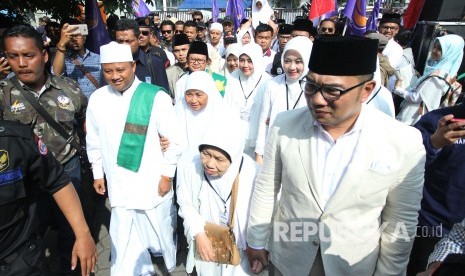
[203,160,242,266]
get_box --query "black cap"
[379,13,401,26]
[172,33,191,47]
[136,17,153,28]
[197,21,206,29]
[293,19,313,33]
[223,16,234,24]
[278,24,292,35]
[309,36,378,76]
[188,41,209,59]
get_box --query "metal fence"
[155,8,304,24]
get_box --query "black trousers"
[0,236,45,276]
[407,235,441,276]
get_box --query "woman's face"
[239,54,254,77]
[226,54,238,73]
[241,32,251,45]
[283,49,304,81]
[255,1,263,10]
[200,147,231,177]
[431,41,442,61]
[185,89,208,111]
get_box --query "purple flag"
[366,0,381,32]
[343,0,367,36]
[212,0,219,22]
[85,0,111,54]
[226,0,246,30]
[132,0,150,17]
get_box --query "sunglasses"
[193,18,202,22]
[161,30,172,34]
[320,27,334,32]
[174,30,183,34]
[140,30,150,36]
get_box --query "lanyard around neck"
[285,76,304,110]
[204,173,232,214]
[239,75,263,102]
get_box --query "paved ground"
[44,196,189,276]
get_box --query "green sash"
[206,69,227,97]
[117,82,160,172]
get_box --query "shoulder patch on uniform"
[0,150,9,172]
[37,139,48,156]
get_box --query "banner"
[366,0,381,32]
[212,0,219,22]
[343,0,367,36]
[85,0,111,54]
[132,0,150,17]
[226,0,246,30]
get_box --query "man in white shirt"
[207,22,225,57]
[246,36,426,275]
[86,42,182,275]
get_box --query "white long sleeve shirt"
[86,78,182,209]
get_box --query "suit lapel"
[299,115,324,212]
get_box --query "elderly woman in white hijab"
[225,42,272,158]
[255,36,312,163]
[176,113,259,275]
[176,70,227,156]
[393,34,464,125]
[222,43,241,78]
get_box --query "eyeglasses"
[174,30,183,34]
[299,79,369,101]
[140,30,150,36]
[161,30,172,34]
[380,25,399,31]
[320,27,334,32]
[188,57,206,64]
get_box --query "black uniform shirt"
[0,121,70,259]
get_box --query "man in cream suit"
[246,36,426,275]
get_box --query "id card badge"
[240,106,250,121]
[220,211,229,227]
[145,76,152,83]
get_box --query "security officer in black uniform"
[0,120,97,276]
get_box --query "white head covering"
[100,42,133,63]
[226,43,241,60]
[176,71,226,155]
[209,22,224,33]
[252,0,274,29]
[236,28,254,46]
[236,43,265,85]
[280,36,313,84]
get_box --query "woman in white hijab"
[393,34,464,125]
[251,0,273,29]
[225,42,272,158]
[222,43,241,78]
[176,112,258,275]
[255,36,312,163]
[176,71,227,156]
[237,28,254,46]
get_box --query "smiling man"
[86,41,181,275]
[247,36,426,275]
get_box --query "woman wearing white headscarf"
[225,42,272,158]
[394,34,464,125]
[176,113,258,275]
[176,71,228,156]
[236,28,254,46]
[222,43,241,78]
[255,36,312,163]
[251,0,273,29]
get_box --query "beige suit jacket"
[247,106,426,276]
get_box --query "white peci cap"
[100,41,133,64]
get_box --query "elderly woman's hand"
[195,232,216,262]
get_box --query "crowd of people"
[0,0,464,275]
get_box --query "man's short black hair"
[255,23,273,36]
[3,24,44,51]
[192,11,203,19]
[184,20,198,31]
[160,20,175,30]
[115,18,140,37]
[175,20,185,27]
[319,18,335,27]
[394,30,412,48]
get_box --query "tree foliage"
[0,0,156,23]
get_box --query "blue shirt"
[414,104,465,237]
[52,49,103,99]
